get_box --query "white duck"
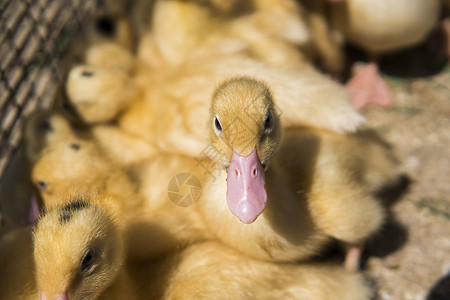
[328,0,441,109]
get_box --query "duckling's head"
[31,137,110,208]
[66,65,138,124]
[24,111,75,162]
[210,77,282,224]
[33,200,124,300]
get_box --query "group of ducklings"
[3,0,443,299]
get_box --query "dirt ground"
[1,44,450,300]
[361,57,450,298]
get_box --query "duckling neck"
[200,162,326,262]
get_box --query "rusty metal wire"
[0,0,101,177]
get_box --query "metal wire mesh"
[0,0,101,178]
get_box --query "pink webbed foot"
[343,242,364,272]
[346,62,393,111]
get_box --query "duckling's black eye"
[81,249,96,273]
[36,181,47,190]
[81,70,94,77]
[39,120,53,133]
[61,102,74,113]
[70,143,81,151]
[96,16,116,37]
[264,112,272,131]
[214,116,222,133]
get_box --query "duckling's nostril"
[235,169,239,177]
[252,167,258,178]
[56,292,69,300]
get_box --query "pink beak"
[227,148,267,224]
[41,292,68,300]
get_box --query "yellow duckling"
[66,49,366,157]
[33,77,396,271]
[24,110,156,167]
[33,199,132,300]
[145,240,373,299]
[66,64,139,124]
[299,0,345,74]
[26,113,208,260]
[60,11,135,77]
[140,0,310,68]
[195,76,402,271]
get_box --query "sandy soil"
[362,67,450,299]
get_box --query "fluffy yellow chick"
[140,0,310,68]
[66,64,139,124]
[141,240,373,299]
[299,0,345,74]
[195,76,402,271]
[24,110,156,167]
[23,110,74,163]
[65,0,368,157]
[66,47,366,157]
[33,199,132,300]
[26,113,208,260]
[33,199,372,300]
[60,11,135,78]
[32,77,395,271]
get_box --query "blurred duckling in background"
[24,110,155,167]
[196,76,403,271]
[23,111,74,163]
[140,0,310,68]
[65,0,370,158]
[33,198,372,300]
[59,11,136,79]
[299,0,345,74]
[328,0,441,109]
[66,33,140,124]
[66,47,366,157]
[25,112,209,260]
[29,141,210,261]
[66,64,139,124]
[30,138,139,213]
